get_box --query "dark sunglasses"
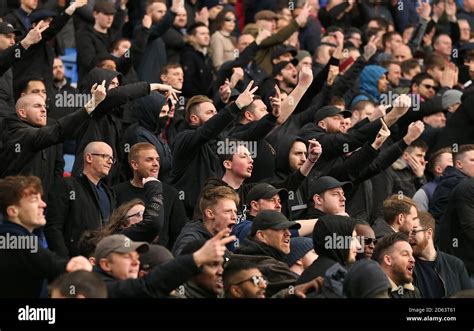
[364,237,377,245]
[421,83,436,90]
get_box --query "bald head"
[15,94,47,127]
[393,44,412,62]
[83,141,114,181]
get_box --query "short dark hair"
[373,232,409,264]
[223,259,261,295]
[453,144,474,162]
[160,63,183,76]
[0,176,43,217]
[400,59,420,75]
[406,139,429,153]
[368,17,389,32]
[49,271,108,298]
[382,31,401,48]
[188,22,208,36]
[428,147,452,173]
[411,72,435,89]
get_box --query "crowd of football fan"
[0,0,474,299]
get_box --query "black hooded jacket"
[234,237,299,297]
[272,135,311,220]
[72,68,150,185]
[0,106,89,200]
[297,215,357,284]
[122,92,172,181]
[170,102,240,217]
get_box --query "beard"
[412,236,429,257]
[392,262,413,285]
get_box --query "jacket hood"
[133,92,167,133]
[182,219,212,238]
[312,215,357,265]
[275,135,307,176]
[441,166,468,181]
[237,236,288,263]
[359,65,387,101]
[80,68,123,93]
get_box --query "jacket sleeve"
[76,31,97,77]
[106,254,200,298]
[91,82,151,118]
[40,11,71,42]
[167,192,188,250]
[354,139,408,184]
[229,113,278,141]
[328,143,379,181]
[44,177,71,258]
[316,119,382,159]
[146,11,175,41]
[24,108,90,151]
[26,246,68,281]
[109,8,126,41]
[259,20,299,48]
[270,169,307,194]
[172,103,240,160]
[0,42,27,76]
[120,181,164,243]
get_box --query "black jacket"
[3,8,30,38]
[0,41,28,117]
[434,86,474,151]
[0,107,89,199]
[234,237,299,297]
[122,92,172,181]
[71,68,151,185]
[0,221,67,298]
[297,216,357,284]
[172,219,212,256]
[372,217,396,240]
[75,9,126,83]
[12,10,71,93]
[180,44,214,98]
[413,250,472,298]
[161,25,186,63]
[96,254,200,298]
[118,181,164,244]
[44,174,116,258]
[112,181,188,250]
[170,102,240,216]
[429,166,468,222]
[438,178,474,275]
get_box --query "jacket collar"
[387,276,415,292]
[0,219,33,236]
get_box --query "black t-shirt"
[415,258,445,298]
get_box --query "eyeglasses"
[410,228,428,235]
[364,237,377,245]
[126,210,144,219]
[90,153,116,164]
[421,84,436,90]
[233,275,267,287]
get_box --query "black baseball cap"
[272,59,298,77]
[314,105,351,124]
[94,1,117,15]
[251,210,300,235]
[308,176,353,198]
[30,9,56,24]
[246,183,288,206]
[271,45,298,61]
[0,22,21,36]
